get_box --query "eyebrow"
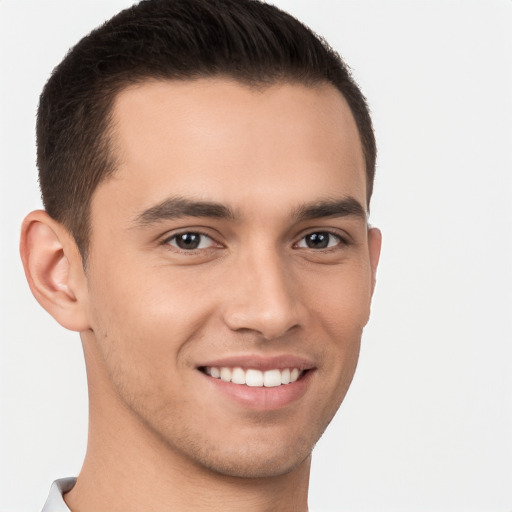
[292,197,367,222]
[134,196,237,226]
[133,195,366,227]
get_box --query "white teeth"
[231,367,246,385]
[263,369,282,387]
[204,366,304,387]
[220,367,232,382]
[246,369,264,387]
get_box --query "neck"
[65,340,311,512]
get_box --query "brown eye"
[167,232,214,250]
[297,232,342,249]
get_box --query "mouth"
[196,356,315,410]
[199,366,307,388]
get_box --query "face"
[82,78,380,478]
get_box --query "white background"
[1,1,511,511]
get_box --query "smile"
[197,357,315,410]
[202,366,303,387]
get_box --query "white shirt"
[41,478,75,512]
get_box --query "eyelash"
[162,231,218,252]
[161,230,349,253]
[294,231,347,250]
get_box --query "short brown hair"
[37,0,376,261]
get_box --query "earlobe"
[367,227,382,294]
[20,210,90,332]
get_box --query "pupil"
[306,232,329,249]
[177,233,200,250]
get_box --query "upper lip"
[197,354,316,372]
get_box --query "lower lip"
[199,370,314,411]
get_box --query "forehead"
[96,78,366,221]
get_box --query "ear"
[367,227,382,294]
[20,210,90,332]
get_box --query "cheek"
[300,261,372,399]
[85,257,214,376]
[303,260,373,336]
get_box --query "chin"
[203,448,312,479]
[175,430,317,480]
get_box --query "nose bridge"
[223,241,300,339]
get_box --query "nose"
[222,250,302,340]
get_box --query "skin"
[21,78,381,512]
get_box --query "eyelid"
[293,228,351,248]
[160,229,223,251]
[295,232,342,249]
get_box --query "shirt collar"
[41,478,76,512]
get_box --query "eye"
[166,232,216,251]
[296,231,343,250]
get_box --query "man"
[20,0,381,510]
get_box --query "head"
[36,0,376,263]
[21,0,381,483]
